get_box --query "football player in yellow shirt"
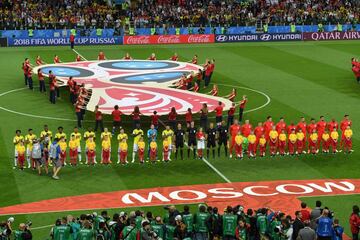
[117,128,128,164]
[234,132,243,158]
[54,126,66,141]
[71,127,82,164]
[258,134,267,157]
[101,135,111,164]
[68,134,78,166]
[132,124,144,163]
[247,131,257,158]
[25,128,37,169]
[343,126,353,153]
[119,138,128,164]
[296,129,306,154]
[278,130,287,156]
[321,130,330,153]
[162,125,174,152]
[137,137,146,163]
[58,137,67,166]
[86,137,96,165]
[288,130,297,155]
[330,127,339,154]
[13,130,24,169]
[149,140,158,163]
[84,127,96,164]
[308,130,318,154]
[16,140,26,170]
[269,126,278,156]
[40,124,53,141]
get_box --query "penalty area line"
[72,48,88,61]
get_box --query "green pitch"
[0,41,360,239]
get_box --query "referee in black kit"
[217,121,229,157]
[174,123,185,160]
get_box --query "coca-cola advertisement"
[303,31,360,41]
[123,34,215,45]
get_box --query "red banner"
[123,34,215,45]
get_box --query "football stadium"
[0,0,360,239]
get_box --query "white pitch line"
[202,157,231,183]
[72,48,88,61]
[31,224,54,230]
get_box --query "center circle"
[40,66,94,77]
[98,60,180,70]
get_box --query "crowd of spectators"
[1,0,360,30]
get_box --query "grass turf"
[0,41,359,238]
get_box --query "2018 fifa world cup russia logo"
[33,60,232,115]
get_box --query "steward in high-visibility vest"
[337,23,343,32]
[129,27,135,35]
[175,27,180,35]
[70,28,76,36]
[318,23,324,32]
[96,28,102,37]
[150,27,156,35]
[290,23,296,33]
[28,29,34,37]
[263,24,268,33]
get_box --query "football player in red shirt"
[76,55,82,62]
[287,122,296,134]
[123,52,133,60]
[328,118,338,132]
[263,116,274,140]
[214,101,223,127]
[98,51,106,60]
[296,116,307,145]
[227,102,236,129]
[241,120,252,137]
[275,117,287,134]
[316,116,327,148]
[208,84,218,96]
[94,105,104,132]
[148,53,156,61]
[111,105,123,135]
[170,53,179,61]
[254,122,264,146]
[151,111,159,129]
[229,119,241,158]
[35,55,43,65]
[307,118,317,136]
[340,114,352,147]
[54,55,61,64]
[37,69,46,93]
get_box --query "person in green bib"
[181,205,194,236]
[151,216,166,239]
[134,210,144,230]
[269,214,283,240]
[194,204,210,240]
[223,206,237,239]
[256,209,268,240]
[76,220,95,240]
[165,223,176,240]
[51,217,73,240]
[235,218,248,240]
[121,219,139,240]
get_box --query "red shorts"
[69,149,78,158]
[87,150,95,158]
[60,151,66,159]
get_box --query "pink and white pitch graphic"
[33,60,232,115]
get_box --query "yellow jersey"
[289,133,297,143]
[59,141,67,152]
[235,135,243,145]
[248,134,256,144]
[71,132,82,145]
[40,130,53,140]
[330,131,339,140]
[69,139,78,150]
[162,129,174,143]
[132,129,144,144]
[55,132,66,141]
[101,131,112,142]
[259,137,266,146]
[322,133,330,141]
[310,133,318,142]
[119,142,128,152]
[16,145,26,155]
[25,134,37,150]
[102,140,111,150]
[150,141,157,150]
[269,130,278,140]
[86,141,96,151]
[296,132,304,141]
[279,133,287,142]
[117,133,128,141]
[138,141,145,150]
[13,135,24,147]
[344,129,353,138]
[84,131,96,144]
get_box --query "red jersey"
[171,55,178,61]
[307,123,317,134]
[149,56,156,61]
[124,56,131,60]
[27,67,32,77]
[241,124,252,137]
[76,56,82,61]
[209,63,215,73]
[328,121,338,131]
[194,84,199,92]
[192,57,198,64]
[211,87,218,96]
[196,132,205,140]
[229,92,236,102]
[287,124,296,134]
[185,112,192,122]
[98,53,105,60]
[316,120,327,134]
[197,72,202,81]
[54,57,60,63]
[228,107,235,116]
[229,124,241,137]
[95,110,102,120]
[132,112,140,120]
[67,79,74,89]
[112,109,122,122]
[70,34,75,42]
[36,58,43,65]
[151,114,159,125]
[22,62,28,74]
[37,72,44,81]
[215,106,223,117]
[75,104,82,113]
[187,75,193,84]
[300,209,311,222]
[340,119,352,132]
[297,122,307,135]
[181,79,187,90]
[168,112,177,121]
[205,65,212,76]
[50,79,56,91]
[254,126,264,138]
[275,121,287,134]
[239,99,247,109]
[264,121,274,135]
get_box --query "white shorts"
[133,143,138,152]
[168,143,172,150]
[77,146,82,153]
[14,148,18,157]
[26,148,31,157]
[197,141,205,149]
